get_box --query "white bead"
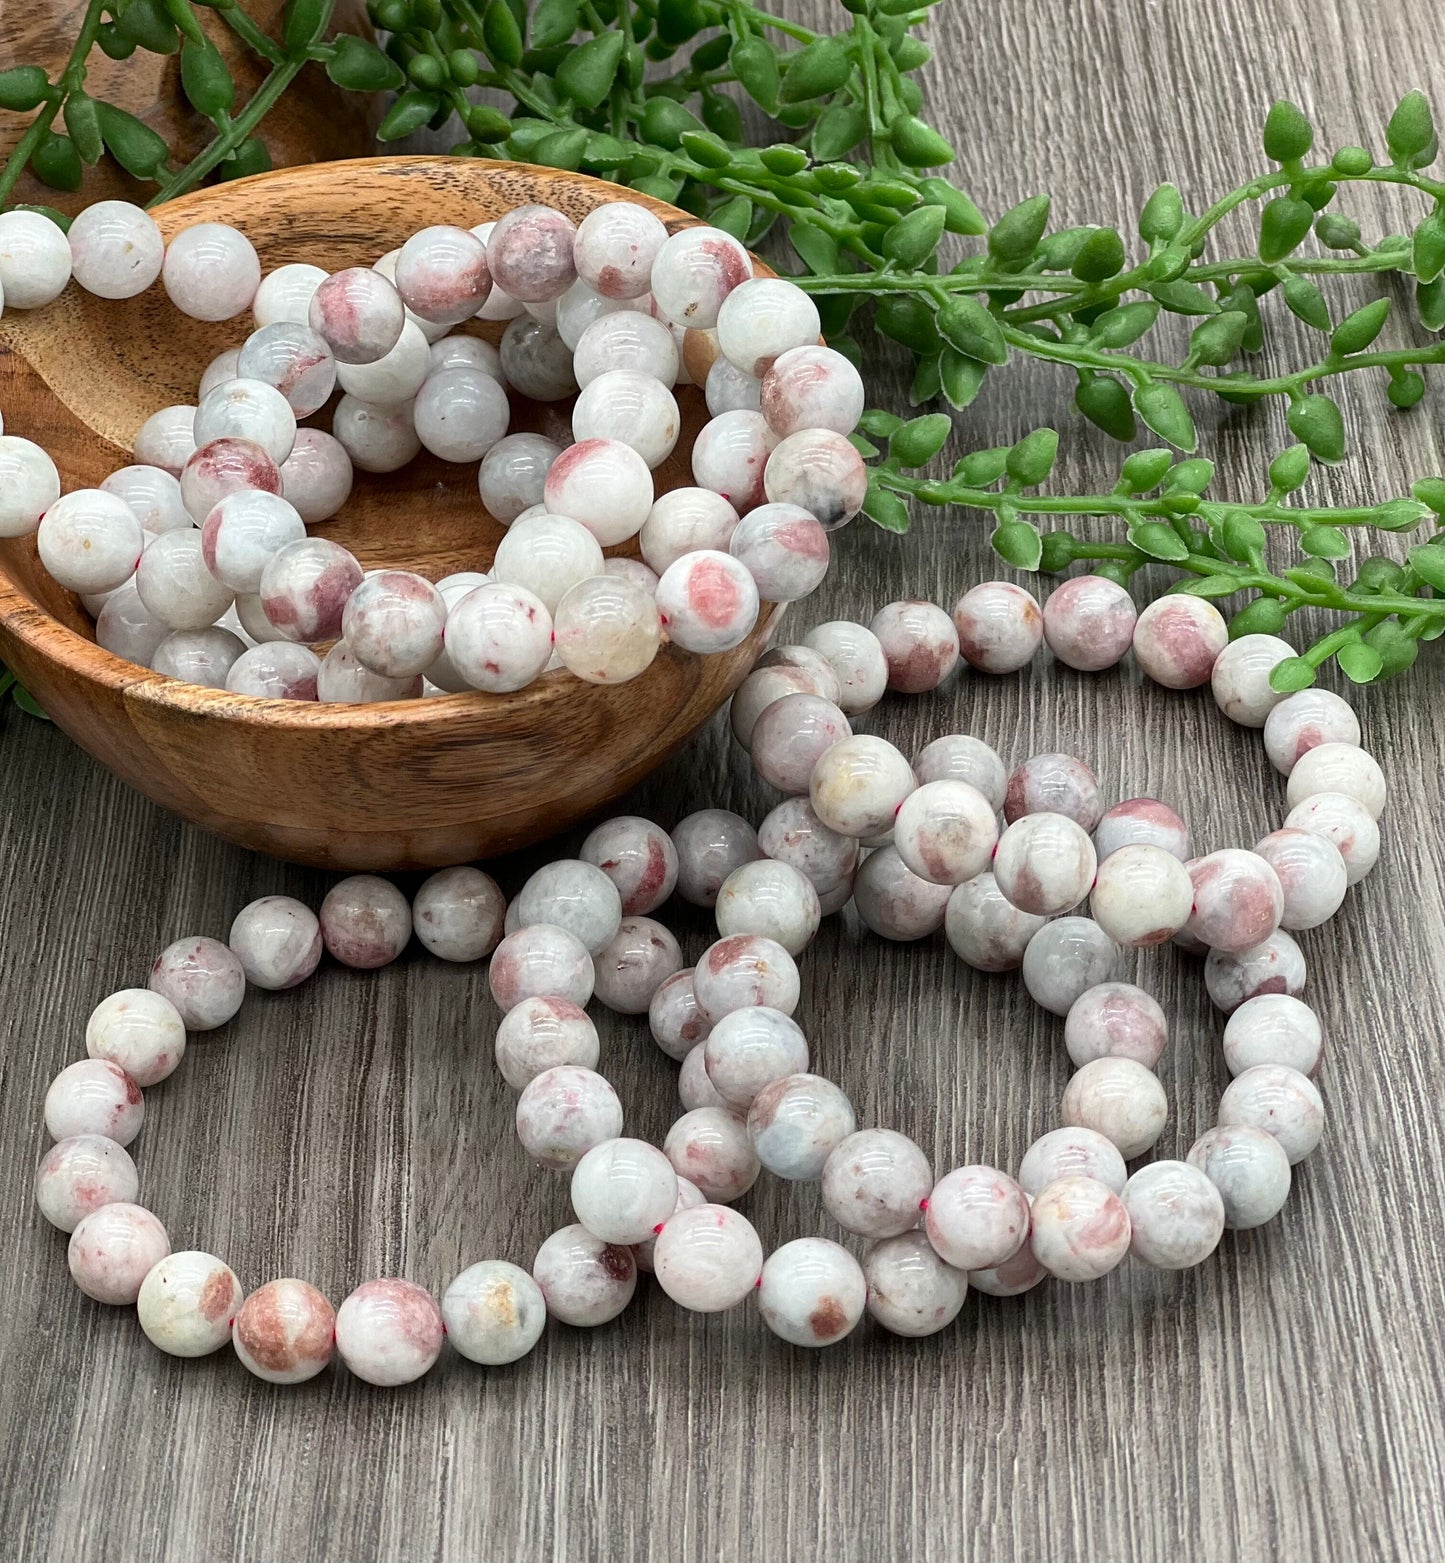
[468,222,528,321]
[945,870,1045,970]
[639,487,739,573]
[821,1128,931,1238]
[759,344,865,438]
[952,580,1044,673]
[44,1058,143,1145]
[715,859,820,956]
[1018,1126,1127,1196]
[1218,1064,1323,1163]
[232,1278,336,1383]
[705,354,762,415]
[0,435,61,538]
[148,935,245,1030]
[1122,1160,1225,1268]
[1186,1125,1292,1229]
[543,438,654,546]
[729,502,830,602]
[479,431,562,522]
[201,489,305,593]
[34,1135,137,1232]
[37,489,144,593]
[412,366,509,463]
[1282,792,1380,884]
[763,428,867,530]
[570,1137,679,1244]
[1204,929,1307,1013]
[101,463,189,534]
[993,812,1097,916]
[715,277,820,377]
[853,845,952,939]
[95,582,169,666]
[553,574,662,684]
[1022,917,1119,1015]
[808,734,915,839]
[757,796,858,908]
[1285,741,1386,820]
[592,915,682,1013]
[1209,633,1295,726]
[162,223,259,320]
[1029,1176,1131,1281]
[225,642,320,699]
[649,969,711,1061]
[413,865,504,962]
[332,394,421,474]
[516,1066,621,1170]
[442,1261,547,1364]
[341,569,446,679]
[1093,797,1191,862]
[1060,1056,1168,1158]
[690,409,776,514]
[1063,982,1168,1069]
[236,322,336,418]
[632,1177,705,1272]
[1223,993,1323,1077]
[1252,828,1348,930]
[151,625,244,686]
[316,640,422,702]
[679,1043,727,1111]
[514,859,622,957]
[729,665,826,750]
[444,581,553,693]
[652,1202,763,1311]
[135,526,233,630]
[133,405,198,474]
[495,996,599,1089]
[334,1278,443,1385]
[486,204,577,303]
[571,369,680,469]
[229,895,322,990]
[1089,842,1194,947]
[757,1237,867,1347]
[317,875,411,969]
[745,1071,854,1180]
[652,549,759,655]
[308,266,405,362]
[0,209,72,306]
[913,735,1007,811]
[674,821,768,916]
[925,1165,1030,1270]
[863,1232,969,1336]
[554,277,656,350]
[701,1006,809,1108]
[1041,574,1136,671]
[335,318,430,407]
[67,200,163,299]
[800,620,888,716]
[85,987,185,1086]
[429,334,503,380]
[181,435,281,521]
[532,1224,636,1325]
[137,1251,243,1356]
[252,262,327,328]
[493,514,605,613]
[650,226,751,328]
[490,924,594,1012]
[1263,688,1360,775]
[663,1106,760,1201]
[68,1202,170,1304]
[574,201,669,299]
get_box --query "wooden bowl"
[0,159,777,870]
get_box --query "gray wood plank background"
[3,1,1443,1558]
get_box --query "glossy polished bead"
[68,1203,170,1304]
[68,200,163,298]
[0,435,61,537]
[1122,1161,1224,1268]
[650,225,750,327]
[690,409,775,513]
[149,935,245,1030]
[516,1066,622,1170]
[134,405,198,475]
[910,736,1005,812]
[1282,792,1380,884]
[852,846,951,939]
[1004,752,1103,830]
[679,1043,727,1112]
[592,916,682,1014]
[493,513,604,615]
[1185,850,1284,952]
[1263,688,1361,775]
[1064,982,1168,1069]
[151,625,245,688]
[495,997,599,1090]
[316,640,422,703]
[1223,993,1323,1077]
[533,1224,636,1326]
[334,1278,442,1385]
[749,694,851,800]
[1030,1176,1131,1281]
[809,734,915,839]
[477,432,561,523]
[1041,574,1136,671]
[142,529,241,634]
[412,866,504,963]
[163,223,260,320]
[870,599,960,693]
[706,354,762,415]
[257,536,360,646]
[252,262,326,328]
[729,503,830,603]
[1090,843,1194,947]
[393,224,491,324]
[1018,1126,1127,1197]
[674,815,765,916]
[226,642,321,700]
[801,620,888,715]
[1092,797,1191,862]
[181,435,281,521]
[0,208,73,305]
[37,489,144,594]
[730,665,827,750]
[968,1234,1049,1298]
[547,443,655,551]
[1204,929,1307,1012]
[1209,633,1294,726]
[1286,742,1386,820]
[757,796,858,909]
[102,463,189,535]
[411,366,509,463]
[894,779,998,886]
[863,1232,969,1336]
[574,315,677,396]
[1022,917,1119,1016]
[44,1058,143,1145]
[655,549,760,653]
[925,1166,1029,1271]
[233,1279,336,1384]
[333,318,430,409]
[572,369,679,469]
[821,1128,931,1239]
[649,969,711,1061]
[1186,1125,1292,1229]
[489,925,594,1011]
[236,322,336,418]
[993,812,1097,917]
[702,1007,809,1108]
[306,266,405,364]
[716,277,820,378]
[35,1136,138,1231]
[229,895,322,990]
[1218,1064,1323,1163]
[663,1107,760,1202]
[332,394,421,474]
[759,344,865,437]
[444,582,553,693]
[85,987,185,1086]
[639,488,738,575]
[195,377,297,466]
[201,489,305,594]
[570,1138,679,1245]
[758,1237,866,1347]
[137,1251,243,1356]
[1132,594,1228,688]
[745,1072,854,1180]
[318,874,412,968]
[581,816,678,916]
[499,315,577,401]
[515,859,622,957]
[649,1203,762,1312]
[1253,828,1348,930]
[944,871,1046,970]
[485,204,577,302]
[1061,1057,1168,1158]
[96,583,169,666]
[952,581,1043,673]
[763,428,867,530]
[442,1261,546,1365]
[572,200,667,299]
[632,1177,705,1273]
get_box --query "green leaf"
[678,129,732,169]
[890,413,952,468]
[1265,446,1311,495]
[1388,372,1427,409]
[0,65,51,112]
[531,0,580,48]
[1287,393,1347,464]
[709,195,752,241]
[93,100,170,178]
[1269,656,1318,692]
[1364,620,1420,677]
[859,409,904,438]
[63,92,103,163]
[882,203,947,269]
[1138,183,1184,244]
[639,98,705,149]
[31,131,82,191]
[1414,210,1445,285]
[556,30,626,109]
[1300,524,1350,558]
[1073,374,1136,440]
[1287,560,1336,586]
[1282,275,1331,331]
[180,37,234,119]
[465,104,512,142]
[889,113,954,168]
[1336,641,1384,683]
[116,0,179,54]
[729,35,779,112]
[217,137,268,180]
[1330,297,1391,356]
[1132,382,1197,451]
[908,353,942,406]
[1037,530,1078,572]
[788,222,838,277]
[1188,310,1249,365]
[862,480,910,532]
[954,447,1010,486]
[326,34,404,91]
[1412,477,1445,516]
[1375,499,1428,531]
[1263,99,1313,161]
[1163,458,1214,495]
[778,37,853,104]
[1004,428,1058,488]
[1229,596,1289,637]
[1331,146,1373,177]
[282,0,328,54]
[1128,521,1189,561]
[1258,196,1313,262]
[919,178,986,236]
[533,128,587,170]
[1386,90,1435,163]
[848,434,880,459]
[377,90,442,142]
[1175,574,1239,598]
[10,683,48,719]
[482,0,524,66]
[1150,279,1220,315]
[1070,226,1126,281]
[987,194,1050,263]
[1408,540,1445,590]
[1117,448,1174,493]
[1315,212,1362,249]
[875,295,940,354]
[992,520,1042,570]
[811,102,868,161]
[935,296,1007,364]
[1419,277,1445,332]
[1090,300,1160,348]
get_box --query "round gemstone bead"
[532,1224,636,1326]
[252,262,326,327]
[591,916,682,1014]
[225,642,321,700]
[37,489,144,594]
[334,318,430,408]
[195,377,297,465]
[1064,982,1168,1069]
[652,1203,763,1311]
[703,1006,809,1108]
[1041,574,1137,671]
[801,620,888,715]
[516,1066,622,1170]
[393,224,491,324]
[1092,797,1191,862]
[444,582,553,693]
[663,1107,760,1202]
[35,1136,138,1232]
[893,779,998,886]
[716,277,821,377]
[870,599,960,693]
[137,1251,243,1356]
[1030,1176,1131,1281]
[316,642,422,703]
[1018,1126,1127,1196]
[332,394,421,473]
[639,487,739,573]
[486,205,577,302]
[1021,916,1119,1015]
[993,812,1097,917]
[96,583,169,666]
[572,369,679,469]
[1218,1064,1323,1163]
[944,871,1046,970]
[44,1058,143,1145]
[570,1137,679,1245]
[1209,633,1295,726]
[746,1072,855,1181]
[1186,1125,1293,1229]
[514,860,622,957]
[495,996,599,1090]
[134,405,198,475]
[749,694,851,799]
[574,311,678,390]
[821,1128,932,1239]
[478,432,562,522]
[181,435,281,521]
[258,535,362,642]
[499,315,577,400]
[730,665,827,749]
[809,734,916,839]
[967,1235,1049,1298]
[911,737,1005,813]
[85,987,186,1086]
[706,355,762,415]
[757,797,858,908]
[544,438,654,546]
[1132,594,1229,688]
[412,366,509,463]
[692,933,800,1027]
[1286,741,1386,820]
[1121,1161,1225,1269]
[201,489,306,594]
[852,846,952,940]
[1282,792,1380,884]
[412,866,505,963]
[492,514,604,615]
[67,1203,170,1304]
[428,334,503,380]
[307,267,405,363]
[648,969,711,1061]
[151,627,245,687]
[655,549,761,653]
[136,529,235,632]
[678,1044,727,1112]
[0,435,61,537]
[1089,843,1194,947]
[763,428,867,530]
[759,344,865,437]
[68,200,163,298]
[236,322,336,418]
[334,1278,443,1385]
[1185,849,1285,952]
[573,200,668,299]
[442,1261,547,1365]
[690,409,775,513]
[671,811,761,908]
[1004,752,1103,830]
[925,1165,1029,1271]
[101,463,190,535]
[1263,688,1361,775]
[758,1237,867,1347]
[1223,993,1323,1077]
[149,935,245,1030]
[1204,929,1307,1012]
[952,580,1043,673]
[489,924,594,1011]
[729,502,830,603]
[229,895,322,990]
[650,225,751,327]
[162,223,259,320]
[1252,828,1348,930]
[581,815,679,916]
[318,874,412,968]
[0,208,73,305]
[232,1279,336,1384]
[1061,1056,1168,1158]
[863,1232,969,1336]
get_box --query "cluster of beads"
[0,200,867,697]
[35,592,1375,1370]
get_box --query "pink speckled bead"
[582,816,678,916]
[729,503,830,602]
[1218,1064,1324,1163]
[233,1278,336,1384]
[489,924,594,1012]
[1061,1056,1168,1158]
[1018,1126,1127,1197]
[412,866,504,963]
[749,693,851,797]
[307,267,404,364]
[334,1278,442,1385]
[496,996,599,1090]
[1286,742,1386,820]
[1185,849,1284,952]
[1204,929,1307,1013]
[1042,574,1137,671]
[863,1232,970,1335]
[894,779,998,886]
[319,874,412,968]
[679,1043,727,1111]
[1122,1161,1225,1269]
[763,428,866,531]
[1253,828,1348,930]
[35,1136,138,1232]
[663,1107,760,1202]
[229,896,322,990]
[652,1203,763,1311]
[968,1230,1049,1298]
[1186,1125,1292,1229]
[137,1251,243,1357]
[316,640,423,703]
[801,620,888,715]
[702,1006,809,1108]
[671,812,762,908]
[853,844,951,938]
[730,664,827,749]
[759,344,865,438]
[394,225,491,324]
[533,1224,636,1326]
[1092,797,1191,862]
[690,409,775,513]
[649,969,711,1061]
[44,1058,143,1146]
[85,987,185,1086]
[692,936,802,1027]
[952,581,1043,673]
[486,205,577,303]
[1223,993,1323,1077]
[1021,916,1119,1016]
[1030,1176,1131,1281]
[180,435,281,522]
[650,225,751,327]
[570,1137,679,1245]
[925,1165,1029,1271]
[149,935,245,1030]
[746,1072,855,1181]
[1004,751,1103,830]
[546,444,656,552]
[162,222,259,320]
[655,549,760,654]
[821,1128,931,1239]
[592,916,683,1014]
[444,581,553,694]
[341,570,447,679]
[68,1203,170,1304]
[944,871,1045,970]
[1283,792,1380,884]
[758,796,858,910]
[1090,843,1193,947]
[442,1261,546,1365]
[134,404,198,475]
[1064,982,1168,1069]
[993,812,1097,917]
[194,377,296,466]
[237,322,336,418]
[516,1065,623,1171]
[914,735,1007,811]
[573,201,668,299]
[1132,595,1229,689]
[758,1237,867,1347]
[1210,633,1295,726]
[259,536,363,643]
[201,489,306,594]
[869,599,960,693]
[1263,688,1360,776]
[809,734,916,839]
[225,642,321,700]
[68,200,164,299]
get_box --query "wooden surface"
[0,160,776,868]
[2,0,1443,1558]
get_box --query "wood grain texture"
[1,1,1442,1560]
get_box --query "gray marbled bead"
[703,1007,809,1108]
[671,810,762,907]
[580,815,679,916]
[1017,1126,1127,1196]
[749,692,852,795]
[821,1128,932,1239]
[1064,983,1168,1069]
[1003,752,1104,831]
[1186,1125,1293,1229]
[863,1232,969,1337]
[1218,1064,1323,1164]
[1121,1160,1225,1269]
[944,872,1046,971]
[1252,828,1348,932]
[1222,993,1323,1077]
[1060,1057,1168,1159]
[1204,929,1307,1013]
[648,968,712,1061]
[746,1072,856,1180]
[514,859,623,957]
[1021,917,1119,1016]
[757,797,859,908]
[912,734,1008,811]
[228,895,322,991]
[591,916,683,1014]
[852,846,952,941]
[715,859,821,957]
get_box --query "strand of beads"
[0,199,868,699]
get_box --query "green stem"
[0,0,106,210]
[214,0,287,65]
